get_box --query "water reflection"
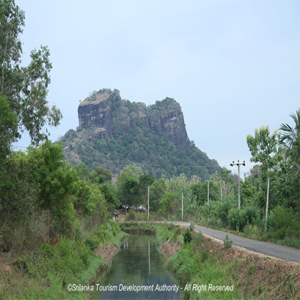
[93,235,182,300]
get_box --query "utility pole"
[265,176,270,234]
[148,186,150,221]
[207,180,210,206]
[182,193,183,220]
[221,186,223,202]
[230,160,245,209]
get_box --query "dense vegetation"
[0,0,119,253]
[63,127,220,179]
[0,221,127,300]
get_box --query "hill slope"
[60,89,220,179]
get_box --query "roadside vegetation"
[166,230,300,299]
[114,150,300,248]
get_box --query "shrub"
[217,218,223,228]
[223,234,233,248]
[168,222,176,230]
[85,236,99,252]
[170,227,181,243]
[228,208,240,230]
[240,206,258,230]
[189,221,195,231]
[268,206,294,239]
[200,248,209,262]
[183,228,192,244]
[216,200,231,226]
[125,210,137,221]
[193,231,203,244]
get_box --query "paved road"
[174,221,300,264]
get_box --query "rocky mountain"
[78,89,190,151]
[60,89,220,179]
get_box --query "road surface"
[174,221,300,264]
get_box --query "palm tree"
[279,109,300,168]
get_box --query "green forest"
[0,1,300,298]
[61,125,221,180]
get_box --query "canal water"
[92,235,182,299]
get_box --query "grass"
[166,241,242,300]
[0,221,127,300]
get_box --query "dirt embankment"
[94,234,128,266]
[159,240,181,260]
[95,243,118,265]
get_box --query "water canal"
[92,235,182,299]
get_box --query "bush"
[217,218,223,228]
[200,248,209,262]
[228,208,240,230]
[193,231,203,244]
[223,234,233,248]
[189,221,195,231]
[168,222,176,230]
[85,236,99,252]
[240,206,258,230]
[170,227,181,243]
[125,210,137,221]
[268,206,295,239]
[183,228,192,244]
[216,200,231,226]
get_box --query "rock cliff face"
[78,89,190,151]
[78,91,114,134]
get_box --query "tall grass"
[166,239,242,299]
[0,221,126,300]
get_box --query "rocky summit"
[61,88,220,179]
[78,89,190,151]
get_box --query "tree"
[91,166,112,184]
[116,164,143,206]
[279,109,300,170]
[73,162,90,181]
[120,177,140,207]
[27,141,77,236]
[138,173,154,206]
[247,126,279,173]
[150,179,167,212]
[191,181,219,205]
[247,126,280,209]
[279,109,300,209]
[0,94,17,159]
[159,191,176,217]
[0,0,62,149]
[73,180,94,216]
[99,183,119,208]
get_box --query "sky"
[15,0,300,177]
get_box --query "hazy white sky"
[16,0,300,176]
